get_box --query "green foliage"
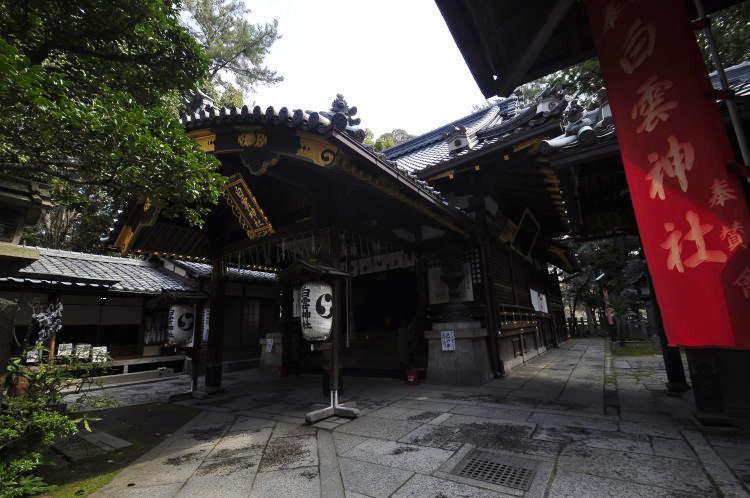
[183,0,282,98]
[560,237,646,325]
[0,0,225,248]
[372,129,415,152]
[697,1,750,72]
[519,1,749,109]
[22,188,116,253]
[520,58,603,109]
[363,128,375,145]
[218,86,244,108]
[1,347,114,496]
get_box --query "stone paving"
[90,339,750,497]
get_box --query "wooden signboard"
[222,174,274,241]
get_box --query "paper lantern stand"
[280,260,359,423]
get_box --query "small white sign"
[57,343,73,357]
[440,330,456,351]
[265,337,274,353]
[75,343,92,360]
[529,289,549,313]
[26,349,40,364]
[92,346,108,363]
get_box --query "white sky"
[244,0,487,137]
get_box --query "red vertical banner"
[586,0,750,348]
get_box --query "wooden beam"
[496,0,576,97]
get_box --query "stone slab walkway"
[91,339,750,497]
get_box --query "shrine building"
[115,89,581,388]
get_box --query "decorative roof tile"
[541,61,750,157]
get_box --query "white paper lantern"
[299,281,333,342]
[292,286,301,318]
[168,304,195,346]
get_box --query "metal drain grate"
[453,450,537,491]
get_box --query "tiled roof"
[542,60,750,158]
[382,87,569,176]
[182,102,368,142]
[172,260,277,283]
[713,60,750,98]
[1,248,196,294]
[180,93,456,209]
[382,98,515,173]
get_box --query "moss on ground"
[37,402,201,497]
[610,341,661,357]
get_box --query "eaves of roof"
[180,103,461,211]
[170,259,278,283]
[0,276,161,295]
[415,119,562,180]
[180,102,475,235]
[383,99,515,160]
[182,103,366,141]
[331,130,476,236]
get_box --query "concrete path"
[92,339,750,497]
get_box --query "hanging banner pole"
[586,0,750,348]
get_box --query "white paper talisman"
[441,330,456,351]
[92,346,108,363]
[57,343,73,357]
[75,343,92,360]
[25,349,40,364]
[300,281,333,342]
[168,304,195,347]
[265,337,274,353]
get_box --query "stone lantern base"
[424,321,493,386]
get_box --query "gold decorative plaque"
[222,174,274,240]
[296,135,337,167]
[237,130,268,148]
[187,129,216,152]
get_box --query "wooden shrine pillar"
[205,258,226,391]
[478,232,501,376]
[648,279,690,393]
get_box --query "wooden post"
[648,278,689,393]
[191,302,203,392]
[48,334,56,364]
[205,258,226,392]
[479,233,501,375]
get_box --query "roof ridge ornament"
[325,93,361,126]
[183,88,215,114]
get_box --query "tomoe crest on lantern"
[300,282,333,342]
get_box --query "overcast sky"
[245,0,487,137]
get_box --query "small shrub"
[0,346,114,496]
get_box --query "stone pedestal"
[425,321,493,386]
[259,332,284,376]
